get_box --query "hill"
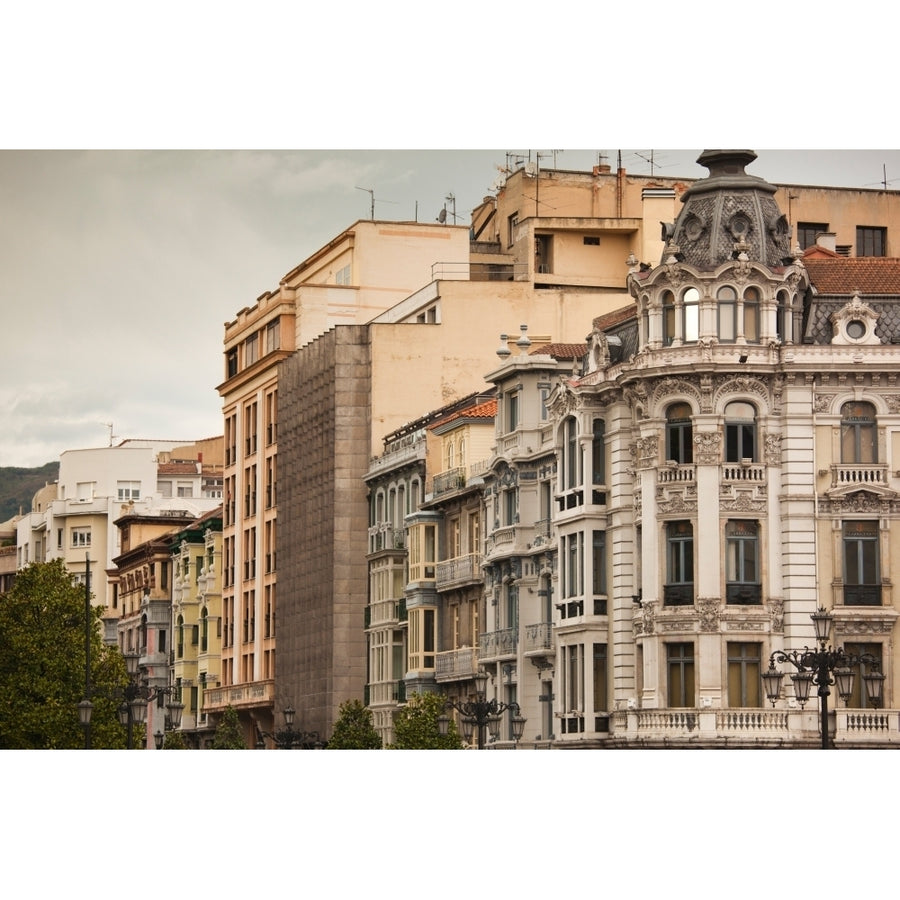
[0,463,59,523]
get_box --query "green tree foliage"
[161,730,189,749]
[211,705,247,749]
[0,559,129,749]
[326,698,382,749]
[388,691,463,749]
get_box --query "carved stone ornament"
[658,494,698,516]
[697,598,720,632]
[830,291,881,346]
[835,616,896,636]
[764,433,782,466]
[636,434,659,468]
[769,598,784,633]
[642,600,656,635]
[694,431,722,465]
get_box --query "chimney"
[815,232,837,253]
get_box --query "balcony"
[479,627,518,662]
[721,462,766,482]
[432,467,466,497]
[367,680,407,706]
[610,707,900,747]
[658,463,695,484]
[831,463,888,490]
[435,553,482,591]
[524,622,554,655]
[203,679,274,713]
[435,647,478,682]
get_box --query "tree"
[327,698,381,749]
[161,730,189,749]
[211,705,247,749]
[388,691,463,749]
[0,558,129,749]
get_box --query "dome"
[663,150,793,270]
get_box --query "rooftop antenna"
[865,164,899,190]
[634,150,657,176]
[101,422,117,447]
[355,187,398,221]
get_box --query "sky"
[4,147,900,468]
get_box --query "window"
[844,642,882,708]
[592,419,606,502]
[843,520,881,605]
[857,226,886,257]
[593,643,608,713]
[718,286,737,341]
[592,530,607,599]
[335,263,351,285]
[725,401,756,462]
[264,318,280,353]
[841,401,877,463]
[201,607,209,652]
[503,488,517,526]
[667,643,695,707]
[776,290,790,343]
[559,416,582,508]
[505,390,519,432]
[226,347,238,378]
[177,482,194,498]
[507,212,518,247]
[665,521,694,605]
[244,333,258,366]
[727,642,761,707]
[561,644,583,714]
[666,403,693,463]
[662,290,676,345]
[408,607,436,670]
[408,522,436,582]
[682,287,699,343]
[117,480,141,501]
[265,390,278,445]
[561,532,583,600]
[743,286,760,342]
[71,527,91,548]
[505,584,518,630]
[726,520,761,604]
[583,235,600,246]
[76,481,94,501]
[797,222,828,250]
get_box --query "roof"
[805,257,900,294]
[592,304,637,331]
[532,343,587,361]
[158,462,200,476]
[430,398,497,431]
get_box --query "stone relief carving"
[694,431,722,465]
[764,433,782,467]
[697,598,720,632]
[769,598,784,633]
[636,434,658,468]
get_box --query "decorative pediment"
[830,292,881,345]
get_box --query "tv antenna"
[865,164,899,190]
[101,422,118,447]
[355,186,398,220]
[437,192,458,224]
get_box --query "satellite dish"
[437,208,447,224]
[524,162,537,177]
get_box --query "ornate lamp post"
[762,607,885,749]
[256,706,323,749]
[437,669,526,749]
[117,652,185,749]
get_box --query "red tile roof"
[805,257,900,294]
[533,343,587,360]
[431,398,497,428]
[592,304,637,331]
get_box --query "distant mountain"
[0,463,59,523]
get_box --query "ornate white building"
[550,150,900,747]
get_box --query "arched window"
[682,287,699,343]
[776,290,790,343]
[458,438,466,468]
[662,291,676,345]
[743,286,760,342]
[666,403,693,464]
[447,441,455,469]
[841,401,877,463]
[718,286,737,341]
[725,401,756,462]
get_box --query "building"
[552,149,900,747]
[15,439,222,644]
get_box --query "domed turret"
[663,150,792,270]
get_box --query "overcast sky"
[3,147,900,468]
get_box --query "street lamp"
[437,669,527,749]
[116,652,185,749]
[762,607,885,749]
[256,706,322,749]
